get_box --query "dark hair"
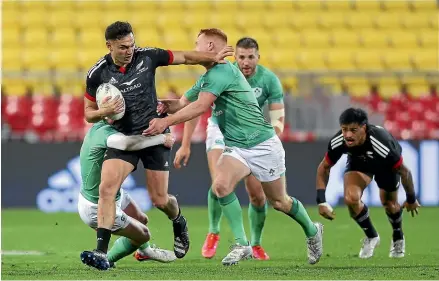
[105,21,133,40]
[236,37,259,50]
[198,28,227,43]
[339,108,368,126]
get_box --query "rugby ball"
[96,83,125,121]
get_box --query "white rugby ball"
[96,83,125,121]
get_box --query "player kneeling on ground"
[79,120,176,269]
[316,108,420,259]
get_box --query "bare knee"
[249,193,266,207]
[152,194,169,209]
[344,187,361,207]
[99,181,118,201]
[269,197,290,213]
[382,200,399,213]
[138,213,148,225]
[213,179,231,198]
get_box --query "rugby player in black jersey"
[316,108,420,259]
[80,21,233,270]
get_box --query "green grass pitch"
[2,207,439,280]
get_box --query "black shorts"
[345,158,400,192]
[104,145,171,171]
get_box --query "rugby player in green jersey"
[174,37,284,260]
[144,29,323,266]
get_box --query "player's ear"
[106,41,112,52]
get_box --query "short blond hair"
[198,28,227,43]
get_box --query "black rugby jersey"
[85,47,174,135]
[325,124,403,171]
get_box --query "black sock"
[386,208,404,242]
[96,228,112,253]
[354,205,378,238]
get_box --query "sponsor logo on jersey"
[120,83,142,93]
[121,77,139,86]
[136,60,144,71]
[109,77,118,84]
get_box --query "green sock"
[287,197,317,238]
[248,202,267,246]
[218,192,248,246]
[107,237,138,262]
[138,241,149,250]
[208,187,222,234]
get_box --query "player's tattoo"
[396,163,415,195]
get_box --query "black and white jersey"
[85,47,174,135]
[325,124,403,171]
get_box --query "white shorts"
[222,135,286,182]
[78,189,131,231]
[205,118,225,152]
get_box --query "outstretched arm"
[171,46,233,65]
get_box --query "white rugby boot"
[389,238,405,258]
[307,222,324,265]
[359,235,380,259]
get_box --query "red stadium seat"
[3,96,33,135]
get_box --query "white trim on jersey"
[330,134,343,149]
[370,136,390,158]
[87,58,106,78]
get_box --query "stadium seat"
[78,28,106,49]
[23,27,49,48]
[419,30,438,48]
[273,28,302,48]
[51,28,77,48]
[2,47,22,73]
[381,0,410,11]
[412,50,439,70]
[318,14,347,29]
[50,48,79,71]
[354,51,384,70]
[212,1,240,11]
[47,10,75,28]
[353,0,382,10]
[262,11,291,29]
[293,0,324,10]
[325,50,356,70]
[301,31,331,48]
[331,31,361,47]
[359,29,390,47]
[183,1,211,10]
[323,0,355,10]
[382,50,413,70]
[295,51,327,70]
[388,31,420,48]
[236,12,266,30]
[22,48,50,72]
[410,0,438,11]
[290,13,319,29]
[400,13,433,29]
[375,13,402,29]
[345,12,376,29]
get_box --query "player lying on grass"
[173,37,284,260]
[316,108,420,259]
[144,28,323,266]
[79,119,176,269]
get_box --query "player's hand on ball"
[143,118,168,136]
[318,203,335,220]
[215,46,234,64]
[174,146,191,169]
[403,200,421,217]
[163,133,175,148]
[101,96,124,116]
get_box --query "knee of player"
[381,200,399,212]
[269,198,288,213]
[343,191,361,206]
[152,195,169,209]
[99,182,118,199]
[212,180,231,198]
[249,193,266,207]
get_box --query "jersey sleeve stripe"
[370,136,390,152]
[331,140,343,149]
[393,156,403,169]
[324,152,334,166]
[372,146,387,158]
[371,139,389,157]
[167,50,174,64]
[87,60,106,78]
[330,134,343,145]
[85,92,96,102]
